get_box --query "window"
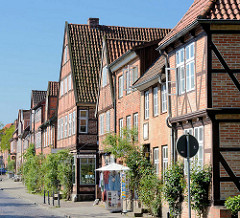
[184,126,203,172]
[100,114,104,135]
[79,110,88,133]
[119,118,123,138]
[60,81,63,96]
[72,111,76,135]
[80,157,96,185]
[106,111,110,133]
[102,66,107,87]
[126,115,131,129]
[125,66,138,94]
[126,69,130,94]
[69,113,72,136]
[48,127,50,146]
[176,42,195,94]
[64,45,68,63]
[132,67,138,84]
[153,147,159,175]
[57,119,60,140]
[143,123,149,140]
[162,146,168,176]
[50,126,52,145]
[65,115,68,138]
[35,108,41,123]
[133,113,138,130]
[186,43,195,92]
[68,74,72,91]
[43,130,46,147]
[144,90,149,119]
[118,75,123,98]
[64,77,68,94]
[161,83,167,113]
[60,118,64,139]
[153,87,159,116]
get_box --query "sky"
[0,0,193,126]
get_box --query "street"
[0,190,63,218]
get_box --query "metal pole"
[187,134,191,218]
[48,191,50,205]
[58,193,60,207]
[43,190,46,204]
[52,191,54,206]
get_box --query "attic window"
[64,45,68,64]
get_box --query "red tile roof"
[159,0,240,49]
[3,123,13,130]
[67,23,171,104]
[133,56,165,87]
[48,81,59,97]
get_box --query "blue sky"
[0,0,192,126]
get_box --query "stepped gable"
[67,22,171,103]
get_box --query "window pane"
[80,111,87,118]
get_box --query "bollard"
[43,190,46,204]
[48,191,50,205]
[58,193,60,207]
[52,191,54,206]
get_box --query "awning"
[95,162,130,171]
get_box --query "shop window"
[79,157,95,185]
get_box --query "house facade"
[30,90,47,155]
[156,0,240,216]
[58,18,170,201]
[133,56,170,178]
[40,81,59,155]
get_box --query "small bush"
[225,195,240,216]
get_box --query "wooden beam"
[210,42,240,92]
[219,152,240,191]
[220,147,240,152]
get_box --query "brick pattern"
[220,182,240,200]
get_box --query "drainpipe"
[161,51,176,163]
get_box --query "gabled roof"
[133,56,165,89]
[67,22,171,104]
[47,81,59,97]
[158,0,240,49]
[31,90,47,108]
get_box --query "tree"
[0,124,15,151]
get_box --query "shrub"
[225,195,240,216]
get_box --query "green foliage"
[56,149,73,200]
[163,162,185,218]
[190,166,211,216]
[225,195,240,216]
[103,128,162,216]
[22,144,73,199]
[0,125,15,151]
[7,156,15,172]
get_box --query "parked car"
[0,168,7,174]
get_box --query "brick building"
[155,0,240,216]
[58,18,170,201]
[40,81,59,155]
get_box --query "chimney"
[88,18,99,28]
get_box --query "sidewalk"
[0,175,131,218]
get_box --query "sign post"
[177,133,199,218]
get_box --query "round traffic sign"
[177,134,199,158]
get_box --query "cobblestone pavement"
[0,175,130,218]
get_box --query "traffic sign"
[177,134,199,158]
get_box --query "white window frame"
[69,113,72,136]
[79,110,88,133]
[119,118,123,138]
[133,113,138,130]
[144,90,149,119]
[153,87,159,116]
[100,114,104,135]
[153,147,159,175]
[64,77,68,94]
[60,118,64,139]
[126,68,130,94]
[126,115,131,129]
[132,67,138,85]
[57,119,60,140]
[143,123,149,140]
[65,115,68,138]
[176,48,185,95]
[162,145,168,177]
[102,66,107,87]
[186,43,195,92]
[64,45,68,63]
[72,111,76,135]
[106,111,110,133]
[60,81,63,96]
[184,126,203,173]
[161,83,167,113]
[119,75,123,98]
[68,74,72,91]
